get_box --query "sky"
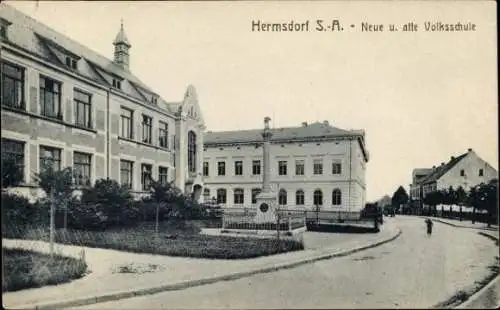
[6,1,498,201]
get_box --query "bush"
[2,247,88,292]
[2,192,49,238]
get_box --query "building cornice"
[203,135,361,148]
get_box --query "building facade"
[409,148,498,208]
[202,121,369,212]
[0,4,205,201]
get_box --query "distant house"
[409,148,497,208]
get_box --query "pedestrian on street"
[425,218,433,236]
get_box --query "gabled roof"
[0,4,171,110]
[418,152,469,184]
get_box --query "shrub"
[2,192,49,238]
[2,247,88,292]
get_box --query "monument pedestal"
[254,191,277,223]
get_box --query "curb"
[455,275,500,309]
[12,228,402,309]
[430,218,499,232]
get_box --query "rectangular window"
[218,161,226,176]
[1,138,25,182]
[0,25,7,39]
[74,89,92,128]
[73,152,91,186]
[112,79,121,89]
[460,169,465,177]
[39,145,61,172]
[295,160,304,175]
[313,159,323,175]
[142,115,152,144]
[141,163,152,191]
[159,166,169,185]
[332,162,342,175]
[235,161,243,175]
[65,57,77,69]
[479,169,484,177]
[252,160,261,175]
[278,161,287,176]
[159,121,169,148]
[1,61,25,109]
[39,76,62,119]
[251,188,261,204]
[203,162,209,176]
[120,160,133,188]
[120,107,133,139]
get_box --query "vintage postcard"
[1,1,498,309]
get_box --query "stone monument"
[254,116,278,223]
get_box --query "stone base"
[254,191,277,224]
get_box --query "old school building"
[0,4,205,200]
[202,121,369,212]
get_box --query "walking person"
[425,218,433,236]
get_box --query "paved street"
[75,217,499,309]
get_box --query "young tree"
[423,191,442,216]
[391,186,409,214]
[467,185,480,224]
[456,186,467,221]
[34,164,74,255]
[149,180,181,234]
[474,179,498,227]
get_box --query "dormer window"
[112,79,121,89]
[65,56,78,70]
[151,96,158,104]
[0,18,12,40]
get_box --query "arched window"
[296,190,304,205]
[279,189,287,205]
[234,188,244,204]
[332,189,342,205]
[188,131,197,173]
[216,188,226,204]
[313,189,323,206]
[251,188,261,204]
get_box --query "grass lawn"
[3,221,304,259]
[2,248,88,292]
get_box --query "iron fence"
[221,207,306,232]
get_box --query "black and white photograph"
[1,0,498,309]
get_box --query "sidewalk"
[2,220,401,309]
[428,217,499,239]
[456,275,500,309]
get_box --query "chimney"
[323,120,329,126]
[301,122,308,127]
[432,165,436,169]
